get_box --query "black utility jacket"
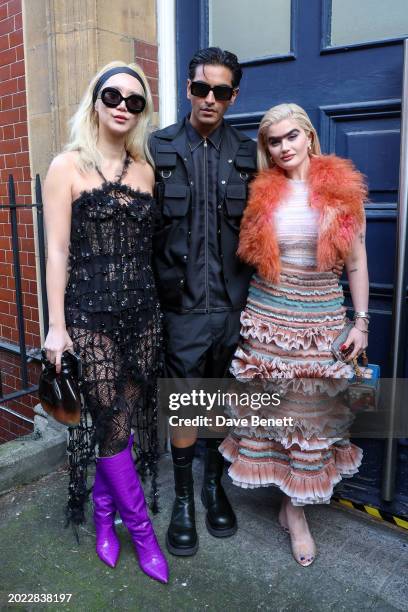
[150,117,257,313]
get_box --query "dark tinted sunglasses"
[190,81,235,101]
[100,87,146,114]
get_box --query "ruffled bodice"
[274,180,319,267]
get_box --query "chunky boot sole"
[165,532,199,556]
[201,490,238,538]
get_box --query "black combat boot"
[201,446,237,537]
[166,462,199,556]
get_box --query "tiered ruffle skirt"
[220,266,362,505]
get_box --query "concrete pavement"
[1,454,407,611]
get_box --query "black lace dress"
[64,161,163,526]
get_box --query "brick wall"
[0,0,39,440]
[134,39,159,113]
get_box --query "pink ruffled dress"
[220,179,362,505]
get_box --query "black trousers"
[163,310,242,379]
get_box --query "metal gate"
[0,175,48,437]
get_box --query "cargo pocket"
[156,151,177,178]
[235,154,257,173]
[163,184,190,218]
[225,184,246,218]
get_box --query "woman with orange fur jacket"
[219,103,369,567]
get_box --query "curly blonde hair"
[65,60,154,172]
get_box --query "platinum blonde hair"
[257,103,322,171]
[65,60,154,172]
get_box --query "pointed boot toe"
[95,527,120,568]
[93,461,121,568]
[129,519,169,583]
[139,553,169,584]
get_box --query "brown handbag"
[38,350,82,426]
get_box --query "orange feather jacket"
[237,155,367,283]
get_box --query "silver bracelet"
[353,311,370,320]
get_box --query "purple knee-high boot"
[93,436,133,568]
[93,462,121,568]
[96,435,169,584]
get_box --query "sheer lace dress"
[64,158,163,526]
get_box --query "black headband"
[92,67,146,103]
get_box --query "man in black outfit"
[150,47,257,556]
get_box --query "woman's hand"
[43,326,73,373]
[332,258,345,277]
[341,324,368,363]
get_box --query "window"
[209,0,292,62]
[330,0,408,47]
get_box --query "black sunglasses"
[190,81,235,101]
[100,87,146,114]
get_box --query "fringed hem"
[219,435,362,506]
[65,413,94,534]
[64,377,161,536]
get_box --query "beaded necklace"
[95,151,131,184]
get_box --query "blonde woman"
[43,61,168,583]
[220,103,369,566]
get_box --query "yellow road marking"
[394,516,408,530]
[365,506,382,519]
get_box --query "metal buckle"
[160,169,172,179]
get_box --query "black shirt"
[185,119,231,312]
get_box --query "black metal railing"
[0,174,48,404]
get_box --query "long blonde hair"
[257,103,321,171]
[65,60,154,172]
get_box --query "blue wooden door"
[176,0,408,517]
